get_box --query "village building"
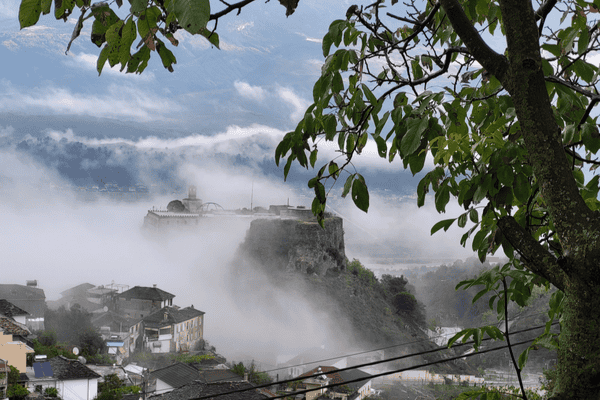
[142,306,204,353]
[296,366,373,400]
[150,362,200,395]
[0,283,46,330]
[21,356,101,400]
[0,299,30,326]
[0,328,34,373]
[150,381,268,400]
[116,285,175,320]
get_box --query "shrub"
[44,387,59,397]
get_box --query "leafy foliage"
[347,258,377,286]
[44,387,59,398]
[169,353,215,364]
[18,0,300,74]
[97,374,141,400]
[6,384,29,400]
[44,306,105,358]
[230,362,273,385]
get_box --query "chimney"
[153,284,157,288]
[26,280,38,287]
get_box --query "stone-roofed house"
[150,362,200,395]
[0,299,30,325]
[151,381,269,400]
[142,306,204,353]
[197,369,244,384]
[116,285,175,320]
[21,356,101,400]
[297,366,373,400]
[0,284,46,330]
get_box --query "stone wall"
[241,216,346,275]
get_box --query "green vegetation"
[31,338,78,361]
[231,362,273,385]
[5,366,29,400]
[347,258,377,286]
[6,384,29,400]
[345,259,426,328]
[96,374,141,400]
[169,353,215,364]
[44,387,59,397]
[43,306,105,360]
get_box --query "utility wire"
[231,310,556,377]
[189,323,556,400]
[266,338,539,400]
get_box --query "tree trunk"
[553,283,600,399]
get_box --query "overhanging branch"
[210,0,256,20]
[439,0,508,81]
[497,216,569,291]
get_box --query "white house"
[22,356,100,400]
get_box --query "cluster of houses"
[1,281,376,400]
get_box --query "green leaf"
[518,346,531,370]
[431,218,455,235]
[362,83,377,105]
[323,115,337,140]
[401,118,428,156]
[457,213,467,228]
[199,27,220,48]
[129,0,148,14]
[342,174,354,198]
[173,0,210,34]
[315,181,326,203]
[375,136,387,158]
[119,17,137,68]
[351,177,369,212]
[41,0,51,14]
[97,44,110,75]
[309,149,318,168]
[497,165,514,186]
[19,0,42,29]
[434,184,450,212]
[91,4,120,47]
[322,32,333,57]
[54,0,74,21]
[156,39,177,72]
[469,209,479,223]
[513,174,530,204]
[127,44,150,73]
[578,27,590,55]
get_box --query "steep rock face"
[241,217,346,276]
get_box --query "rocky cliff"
[240,216,346,276]
[229,216,474,374]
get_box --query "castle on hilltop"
[143,185,317,230]
[143,186,203,230]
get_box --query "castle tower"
[182,185,203,213]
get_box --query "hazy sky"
[0,0,477,361]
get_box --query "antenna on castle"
[250,181,254,214]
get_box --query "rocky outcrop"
[240,217,346,276]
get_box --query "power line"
[189,323,556,400]
[266,338,539,400]
[240,310,556,377]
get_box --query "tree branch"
[210,0,256,20]
[497,216,569,291]
[534,0,558,21]
[438,0,509,81]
